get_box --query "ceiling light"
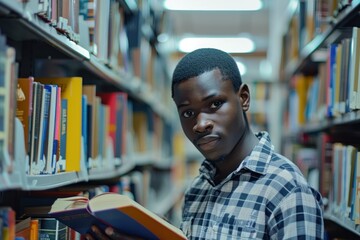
[178,37,255,53]
[164,0,263,11]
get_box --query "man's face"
[173,69,248,161]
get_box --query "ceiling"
[159,0,289,82]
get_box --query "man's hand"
[84,225,143,240]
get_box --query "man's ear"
[238,83,250,112]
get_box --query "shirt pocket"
[211,222,258,240]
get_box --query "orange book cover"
[30,219,39,240]
[16,77,34,154]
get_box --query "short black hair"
[171,48,242,97]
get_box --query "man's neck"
[213,130,259,184]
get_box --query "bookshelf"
[281,0,360,238]
[0,0,185,237]
[248,81,272,133]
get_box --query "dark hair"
[171,48,242,97]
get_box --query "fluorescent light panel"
[178,37,255,53]
[164,0,263,11]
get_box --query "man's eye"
[182,110,194,118]
[210,101,224,109]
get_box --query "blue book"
[59,99,68,172]
[40,87,51,174]
[82,95,88,165]
[327,44,337,118]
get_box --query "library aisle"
[0,0,359,239]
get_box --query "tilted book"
[16,77,34,154]
[49,192,186,240]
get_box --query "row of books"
[0,0,172,126]
[15,76,127,175]
[330,142,360,224]
[316,133,360,226]
[286,25,360,131]
[20,0,129,67]
[284,0,352,63]
[287,133,360,233]
[0,23,174,193]
[15,76,173,176]
[0,48,172,180]
[15,0,165,91]
[280,0,360,237]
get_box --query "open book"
[48,192,186,240]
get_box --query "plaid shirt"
[180,131,324,240]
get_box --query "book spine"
[40,86,51,174]
[59,99,68,172]
[53,86,61,170]
[38,218,67,240]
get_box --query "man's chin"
[205,154,226,163]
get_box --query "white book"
[44,85,57,174]
[95,0,110,61]
[349,27,360,109]
[345,145,356,218]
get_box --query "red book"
[98,92,128,160]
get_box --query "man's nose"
[193,112,213,133]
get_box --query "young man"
[88,48,324,239]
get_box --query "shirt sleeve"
[268,186,324,239]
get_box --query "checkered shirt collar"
[199,131,273,177]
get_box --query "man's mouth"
[196,135,220,151]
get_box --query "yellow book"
[334,43,343,116]
[36,77,83,172]
[133,111,148,153]
[295,75,313,125]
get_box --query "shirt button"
[214,190,220,196]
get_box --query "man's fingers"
[91,225,110,240]
[84,233,95,240]
[105,227,143,240]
